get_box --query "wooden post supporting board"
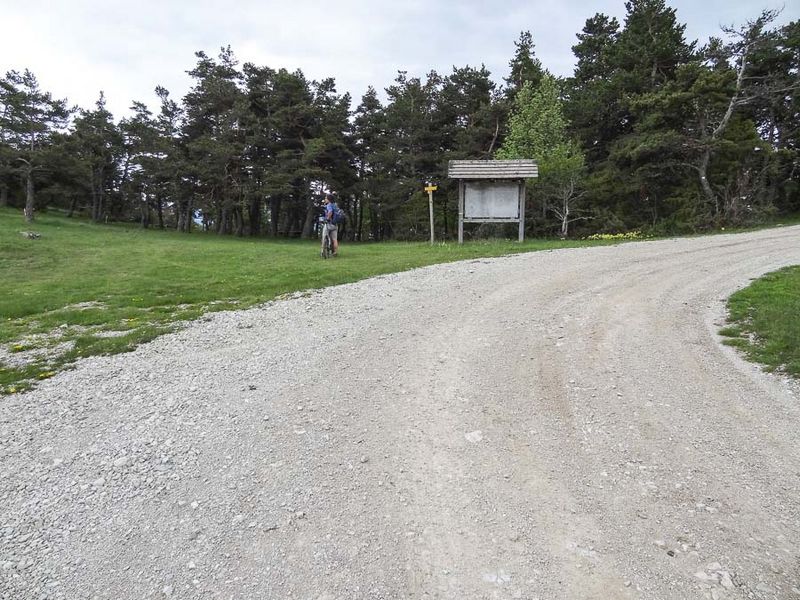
[458,180,464,244]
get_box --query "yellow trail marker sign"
[425,185,437,244]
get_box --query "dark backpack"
[332,207,346,225]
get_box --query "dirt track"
[2,226,800,599]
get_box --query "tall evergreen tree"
[300,78,355,238]
[151,85,185,229]
[72,92,122,222]
[505,31,545,96]
[352,87,386,240]
[433,65,504,236]
[614,0,694,91]
[573,14,620,84]
[182,47,246,234]
[264,68,315,236]
[567,0,696,230]
[566,14,621,165]
[498,75,586,237]
[119,101,161,227]
[678,10,790,223]
[241,63,277,236]
[380,71,443,238]
[0,69,71,221]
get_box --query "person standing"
[322,194,339,256]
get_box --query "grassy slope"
[721,266,800,377]
[1,208,621,393]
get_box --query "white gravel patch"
[1,226,799,599]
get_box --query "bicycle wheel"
[321,232,331,259]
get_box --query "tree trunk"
[90,168,105,223]
[0,185,8,208]
[140,195,150,228]
[217,206,228,235]
[294,212,304,237]
[651,195,658,227]
[186,196,193,233]
[234,206,244,237]
[693,39,752,223]
[279,205,290,237]
[90,170,99,221]
[249,196,261,236]
[24,171,35,222]
[763,158,779,210]
[177,198,192,233]
[697,148,718,218]
[283,205,298,237]
[176,202,185,232]
[98,182,105,222]
[270,197,281,237]
[486,117,500,156]
[558,193,570,239]
[370,199,381,241]
[357,193,364,241]
[156,194,164,229]
[301,204,315,239]
[67,195,78,218]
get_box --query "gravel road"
[2,226,800,600]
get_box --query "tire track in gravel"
[1,226,799,600]
[538,230,800,600]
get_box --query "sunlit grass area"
[720,266,800,378]
[1,207,622,393]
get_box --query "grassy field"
[720,266,800,378]
[1,207,626,394]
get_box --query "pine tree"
[614,0,694,92]
[72,92,122,222]
[182,47,247,234]
[573,14,620,84]
[151,86,185,229]
[265,68,316,236]
[0,69,71,221]
[567,14,621,165]
[566,1,696,231]
[497,75,586,237]
[300,78,355,239]
[380,71,443,238]
[352,87,385,240]
[505,31,545,96]
[119,101,162,227]
[425,65,503,237]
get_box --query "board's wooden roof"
[448,159,538,179]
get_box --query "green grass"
[720,266,800,377]
[1,207,627,394]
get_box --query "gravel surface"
[1,226,800,600]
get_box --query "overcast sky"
[1,0,796,118]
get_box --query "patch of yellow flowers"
[585,231,644,241]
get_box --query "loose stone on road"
[1,226,799,599]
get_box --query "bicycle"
[320,217,333,259]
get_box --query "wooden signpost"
[425,184,437,244]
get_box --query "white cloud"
[1,0,795,118]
